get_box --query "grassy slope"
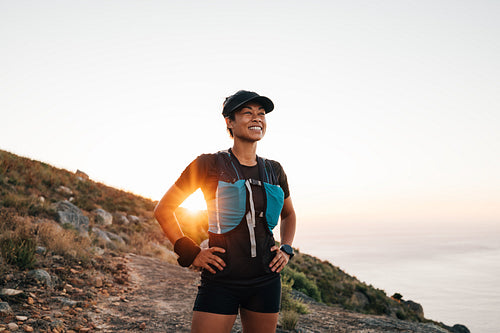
[0,149,432,324]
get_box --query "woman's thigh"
[191,311,237,333]
[240,308,279,333]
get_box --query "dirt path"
[90,254,449,333]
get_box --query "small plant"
[0,233,37,269]
[280,310,300,330]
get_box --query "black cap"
[222,90,274,117]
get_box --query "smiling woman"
[154,90,296,333]
[180,189,207,212]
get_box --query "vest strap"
[245,179,257,257]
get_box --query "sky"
[1,0,499,240]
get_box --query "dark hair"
[225,112,236,138]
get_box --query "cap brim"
[231,96,274,114]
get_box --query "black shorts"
[193,276,281,315]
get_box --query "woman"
[154,90,296,333]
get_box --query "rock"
[112,213,129,225]
[7,322,18,331]
[28,269,53,288]
[56,185,73,196]
[449,324,470,333]
[39,196,45,203]
[93,277,103,288]
[16,315,28,321]
[55,201,89,235]
[127,215,140,224]
[23,325,34,332]
[50,319,64,330]
[404,300,424,319]
[92,228,125,247]
[94,209,113,226]
[349,291,370,308]
[91,246,105,256]
[0,288,23,296]
[75,169,89,180]
[0,302,13,316]
[54,297,78,307]
[36,246,46,254]
[92,227,111,243]
[106,231,125,244]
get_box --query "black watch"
[280,244,294,259]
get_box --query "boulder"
[75,169,89,180]
[92,228,126,247]
[94,208,113,226]
[7,322,18,331]
[54,296,78,307]
[0,302,13,316]
[0,288,23,296]
[36,246,47,254]
[348,291,370,308]
[92,227,111,243]
[56,185,73,196]
[55,201,89,235]
[404,300,424,319]
[28,269,53,288]
[448,324,470,333]
[127,215,140,224]
[106,231,125,244]
[113,213,129,225]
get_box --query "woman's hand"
[269,245,290,273]
[192,247,226,274]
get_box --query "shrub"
[282,266,321,302]
[280,310,300,330]
[0,232,37,269]
[36,222,91,263]
[281,274,309,314]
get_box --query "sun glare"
[180,189,207,212]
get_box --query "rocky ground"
[1,253,466,333]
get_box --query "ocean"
[292,222,500,333]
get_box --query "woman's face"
[226,101,267,142]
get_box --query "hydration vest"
[206,150,285,258]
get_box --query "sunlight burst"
[180,189,207,212]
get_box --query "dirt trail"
[90,254,448,333]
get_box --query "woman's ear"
[225,117,233,129]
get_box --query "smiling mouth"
[248,126,262,130]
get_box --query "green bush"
[0,234,37,269]
[282,266,321,302]
[281,274,309,314]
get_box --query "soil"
[89,254,450,333]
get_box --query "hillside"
[0,149,469,332]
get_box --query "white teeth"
[249,126,262,130]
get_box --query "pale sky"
[1,0,499,238]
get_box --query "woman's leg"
[191,311,237,333]
[240,308,279,333]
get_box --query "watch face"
[281,244,293,255]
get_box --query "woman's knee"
[191,311,237,333]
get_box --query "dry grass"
[36,221,91,263]
[280,310,300,330]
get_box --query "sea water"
[292,223,500,333]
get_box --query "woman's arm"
[280,196,296,246]
[154,184,188,245]
[154,184,226,273]
[269,196,296,272]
